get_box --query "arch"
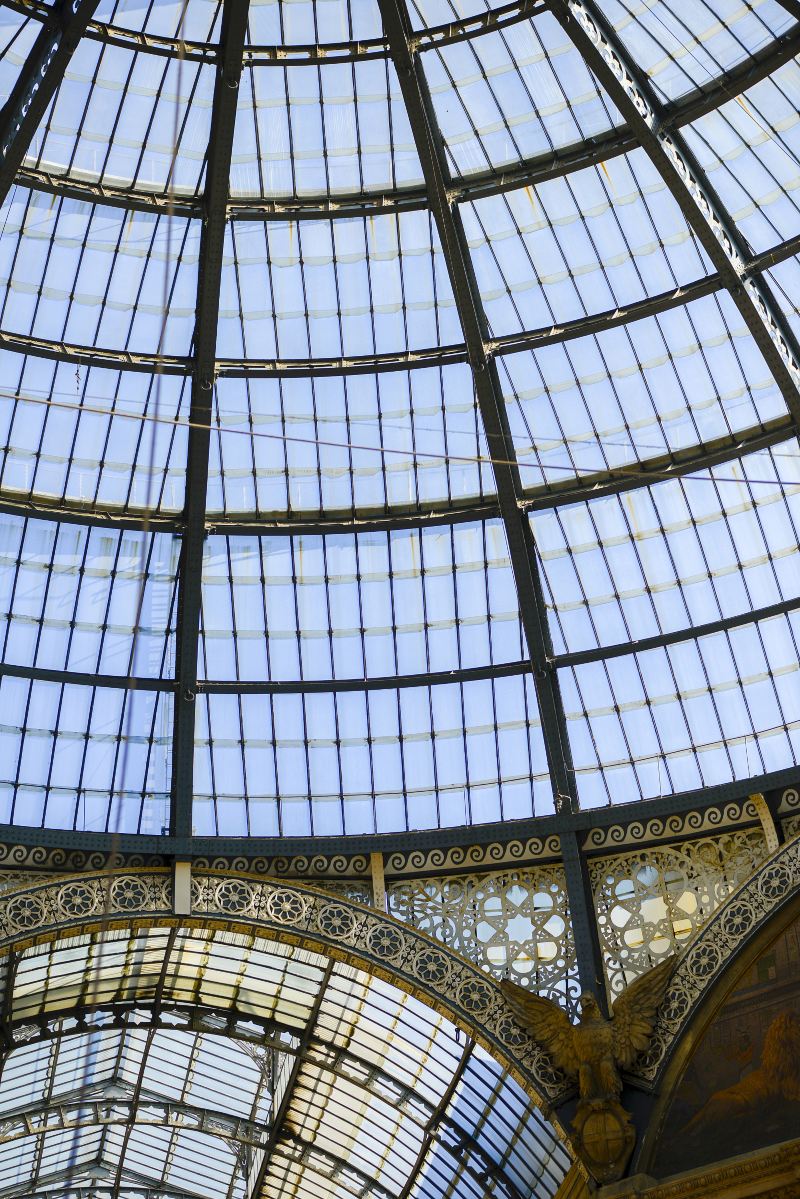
[638,832,800,1089]
[0,869,566,1105]
[0,869,574,1199]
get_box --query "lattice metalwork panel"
[388,865,577,1010]
[592,827,769,996]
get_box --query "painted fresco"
[651,910,800,1177]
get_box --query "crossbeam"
[551,0,800,431]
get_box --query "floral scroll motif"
[591,828,768,997]
[783,813,800,841]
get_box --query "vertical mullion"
[170,0,251,838]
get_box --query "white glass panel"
[462,148,711,336]
[0,352,190,512]
[193,673,550,836]
[563,610,800,807]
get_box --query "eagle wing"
[499,980,578,1077]
[611,956,677,1070]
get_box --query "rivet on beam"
[370,852,387,912]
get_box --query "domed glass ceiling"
[0,0,799,839]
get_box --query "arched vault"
[0,870,572,1199]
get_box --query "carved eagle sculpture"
[500,957,676,1103]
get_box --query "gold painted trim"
[604,1139,800,1199]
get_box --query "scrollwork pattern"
[778,786,800,814]
[582,802,757,853]
[384,836,561,877]
[191,853,371,879]
[592,829,767,995]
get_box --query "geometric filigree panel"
[388,866,577,1011]
[592,828,768,997]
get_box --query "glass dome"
[0,0,799,845]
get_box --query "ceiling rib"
[0,656,531,697]
[0,404,792,538]
[396,1040,473,1199]
[4,1004,298,1057]
[0,1093,271,1151]
[0,0,544,63]
[107,929,178,1199]
[554,593,800,670]
[246,962,334,1199]
[550,0,800,434]
[170,0,251,840]
[0,0,102,206]
[0,761,792,860]
[9,21,800,219]
[376,0,606,1000]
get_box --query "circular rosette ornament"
[264,888,308,927]
[5,892,46,932]
[719,901,753,941]
[57,881,99,920]
[365,922,405,964]
[685,940,722,980]
[757,862,792,903]
[215,879,257,917]
[657,984,691,1027]
[412,946,452,988]
[496,1012,529,1051]
[110,876,150,913]
[457,976,496,1018]
[317,902,357,941]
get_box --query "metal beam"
[0,1165,213,1199]
[521,415,795,513]
[397,1040,473,1199]
[376,0,606,999]
[552,0,800,433]
[9,20,799,219]
[107,932,178,1199]
[246,962,333,1199]
[0,766,793,864]
[0,1092,271,1152]
[554,593,800,669]
[7,1189,198,1199]
[268,1130,396,1199]
[0,234,791,379]
[3,1002,300,1057]
[0,0,101,205]
[0,403,793,536]
[0,658,532,696]
[170,0,251,839]
[377,0,572,805]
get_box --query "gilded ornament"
[501,956,677,1183]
